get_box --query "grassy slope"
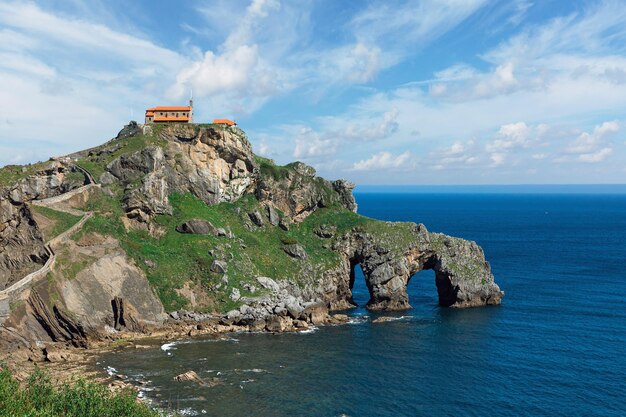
[74,185,417,313]
[30,205,82,241]
[0,161,52,189]
[74,128,167,181]
[0,367,162,417]
[3,124,418,313]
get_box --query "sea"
[98,186,626,417]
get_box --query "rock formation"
[0,122,504,350]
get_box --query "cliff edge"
[0,122,503,351]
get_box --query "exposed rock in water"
[176,219,218,235]
[174,370,220,387]
[323,225,504,311]
[0,122,504,354]
[372,316,399,324]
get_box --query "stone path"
[0,167,99,319]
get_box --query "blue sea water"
[99,190,626,416]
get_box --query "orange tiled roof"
[153,116,191,122]
[213,118,236,126]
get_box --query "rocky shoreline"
[0,122,503,394]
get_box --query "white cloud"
[566,121,620,154]
[490,152,506,166]
[336,109,399,141]
[167,45,278,100]
[486,122,531,152]
[578,147,613,163]
[350,151,412,171]
[293,128,338,159]
[333,43,382,84]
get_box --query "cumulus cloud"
[335,43,382,84]
[566,121,619,154]
[486,122,531,152]
[350,151,412,171]
[337,109,399,141]
[292,127,338,159]
[430,139,480,170]
[578,147,613,163]
[167,45,279,100]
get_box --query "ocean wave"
[347,315,370,325]
[160,341,178,352]
[296,325,318,334]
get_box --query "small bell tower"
[189,89,194,123]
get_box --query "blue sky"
[1,0,625,184]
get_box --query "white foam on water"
[296,325,318,334]
[160,341,178,352]
[105,366,117,376]
[242,368,265,373]
[347,315,369,325]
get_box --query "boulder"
[210,260,227,274]
[248,211,264,226]
[283,243,307,259]
[314,224,336,238]
[256,276,280,292]
[267,205,280,226]
[176,219,218,235]
[265,315,293,332]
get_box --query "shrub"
[0,366,162,417]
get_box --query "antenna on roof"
[189,88,193,108]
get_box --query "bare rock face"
[104,125,256,224]
[322,225,504,311]
[0,160,87,288]
[0,200,48,289]
[5,161,85,204]
[256,162,357,222]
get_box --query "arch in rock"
[334,231,503,311]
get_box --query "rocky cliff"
[0,122,503,351]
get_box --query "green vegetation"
[0,367,162,417]
[73,185,418,313]
[0,161,50,189]
[254,155,292,180]
[75,126,167,181]
[30,205,82,240]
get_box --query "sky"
[1,0,626,185]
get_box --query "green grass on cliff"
[0,367,162,417]
[30,205,82,241]
[75,126,167,181]
[73,185,418,313]
[0,161,51,189]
